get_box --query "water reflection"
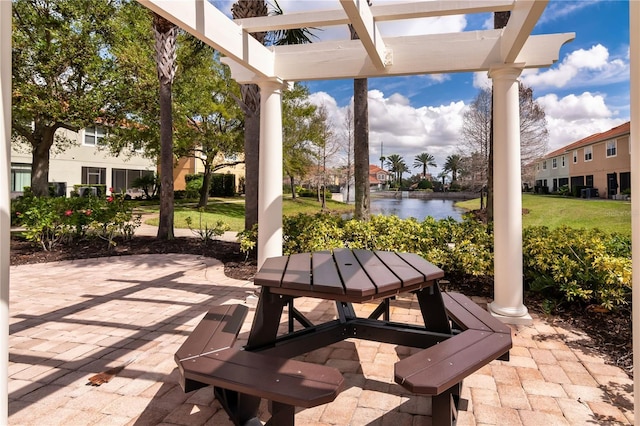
[368,197,465,221]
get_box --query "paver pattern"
[9,254,634,425]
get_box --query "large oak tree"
[12,0,122,196]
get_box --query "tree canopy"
[12,0,125,196]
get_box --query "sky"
[215,0,631,176]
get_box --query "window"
[573,150,578,164]
[112,168,153,193]
[561,155,566,167]
[542,160,547,170]
[81,167,106,185]
[584,146,593,161]
[586,175,594,187]
[606,140,617,157]
[11,163,31,192]
[552,158,557,169]
[84,125,106,146]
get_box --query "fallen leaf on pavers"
[86,358,135,386]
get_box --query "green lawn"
[142,196,353,233]
[456,193,631,235]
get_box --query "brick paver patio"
[8,254,634,425]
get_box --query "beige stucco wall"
[569,135,630,198]
[11,127,156,197]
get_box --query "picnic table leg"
[415,284,451,334]
[265,401,295,426]
[214,387,262,426]
[431,382,462,426]
[246,287,287,350]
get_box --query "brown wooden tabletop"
[254,248,444,303]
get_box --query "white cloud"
[536,92,626,151]
[521,44,628,90]
[308,89,466,174]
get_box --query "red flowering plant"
[11,190,140,251]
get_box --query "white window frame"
[83,125,106,146]
[606,140,617,158]
[552,158,557,169]
[542,160,547,170]
[584,146,593,162]
[561,155,566,167]
[573,150,578,164]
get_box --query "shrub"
[12,192,141,251]
[239,213,631,310]
[522,226,631,309]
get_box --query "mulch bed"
[9,235,632,378]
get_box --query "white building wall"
[11,127,156,197]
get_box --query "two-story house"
[534,122,630,199]
[534,146,569,193]
[11,125,156,198]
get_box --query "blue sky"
[215,0,631,174]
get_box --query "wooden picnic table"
[246,248,452,356]
[175,248,511,425]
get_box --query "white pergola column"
[629,0,639,416]
[488,65,531,323]
[0,1,10,421]
[257,79,284,269]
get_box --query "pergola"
[1,0,640,422]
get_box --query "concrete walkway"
[8,254,634,425]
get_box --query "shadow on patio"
[8,254,634,425]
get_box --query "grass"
[142,195,353,233]
[456,193,631,235]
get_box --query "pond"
[368,197,466,221]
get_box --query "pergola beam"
[138,0,274,79]
[228,31,572,83]
[501,0,548,63]
[235,0,514,32]
[339,0,388,69]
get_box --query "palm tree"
[152,12,177,240]
[385,154,406,186]
[231,0,315,230]
[443,154,463,182]
[351,20,371,221]
[413,152,436,178]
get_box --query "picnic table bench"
[174,249,512,426]
[175,304,344,426]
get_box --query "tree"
[459,83,547,202]
[341,105,354,203]
[443,154,463,182]
[231,0,315,230]
[282,84,318,199]
[11,0,122,196]
[152,12,178,240]
[311,106,339,209]
[173,45,244,208]
[349,1,372,221]
[385,154,407,186]
[413,152,437,178]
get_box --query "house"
[369,164,391,191]
[10,125,156,198]
[172,153,245,193]
[534,146,569,193]
[534,122,630,198]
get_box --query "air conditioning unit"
[78,186,97,197]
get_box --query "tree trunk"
[154,13,177,240]
[157,81,174,239]
[243,103,260,230]
[198,164,212,208]
[30,126,55,197]
[353,78,370,221]
[289,175,296,199]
